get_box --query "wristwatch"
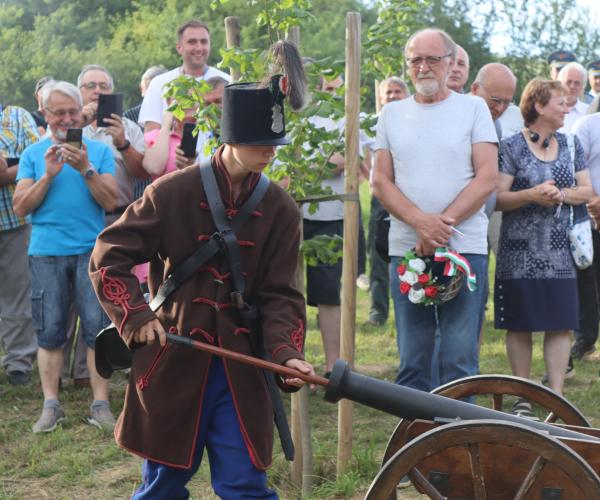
[82,164,96,178]
[116,140,131,152]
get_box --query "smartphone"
[180,123,199,159]
[97,93,123,127]
[66,128,82,149]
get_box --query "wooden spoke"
[492,393,503,412]
[467,442,486,500]
[409,467,446,500]
[513,456,546,500]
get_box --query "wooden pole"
[337,11,361,477]
[287,25,314,495]
[224,16,241,81]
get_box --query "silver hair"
[141,65,168,84]
[557,62,587,82]
[380,76,409,93]
[404,28,457,62]
[42,81,83,109]
[77,64,114,89]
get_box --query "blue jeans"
[29,253,109,349]
[134,357,277,500]
[390,254,488,392]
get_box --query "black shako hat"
[220,75,290,146]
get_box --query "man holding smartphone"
[12,81,118,433]
[78,64,147,225]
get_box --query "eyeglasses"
[45,107,82,118]
[80,82,111,90]
[479,83,513,107]
[406,54,451,69]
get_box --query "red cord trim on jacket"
[199,202,209,210]
[192,297,233,311]
[252,210,263,217]
[237,240,255,247]
[197,234,212,241]
[234,327,250,336]
[291,320,305,352]
[136,344,170,391]
[198,266,231,282]
[219,338,269,471]
[118,356,213,470]
[190,327,215,344]
[198,202,261,218]
[99,267,148,334]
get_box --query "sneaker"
[511,398,539,420]
[8,370,31,385]
[541,357,575,385]
[33,406,65,433]
[88,404,116,430]
[356,274,370,291]
[571,340,596,361]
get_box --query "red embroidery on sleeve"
[100,268,148,334]
[234,327,250,336]
[291,320,305,352]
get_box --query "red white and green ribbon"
[433,247,477,291]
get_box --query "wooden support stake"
[224,16,241,81]
[287,26,300,47]
[337,11,361,477]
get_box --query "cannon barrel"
[325,360,599,442]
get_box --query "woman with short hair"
[495,77,594,399]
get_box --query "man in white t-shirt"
[372,28,498,391]
[557,62,589,133]
[138,20,230,135]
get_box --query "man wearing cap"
[548,50,577,80]
[585,60,600,104]
[89,41,314,499]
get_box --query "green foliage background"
[1,0,599,112]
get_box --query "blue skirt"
[494,278,579,331]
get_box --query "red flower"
[397,264,406,275]
[424,286,438,298]
[399,282,411,294]
[418,273,429,284]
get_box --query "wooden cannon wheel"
[379,375,590,496]
[431,374,590,426]
[366,419,600,500]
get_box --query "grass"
[2,183,600,499]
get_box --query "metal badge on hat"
[271,103,284,133]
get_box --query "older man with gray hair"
[373,28,497,391]
[557,62,590,132]
[13,81,117,433]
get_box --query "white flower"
[408,258,426,273]
[401,271,418,285]
[408,288,425,304]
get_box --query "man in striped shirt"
[0,103,40,385]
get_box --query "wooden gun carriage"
[96,332,600,500]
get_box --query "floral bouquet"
[397,247,477,306]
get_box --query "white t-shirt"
[560,100,589,133]
[138,66,231,127]
[375,92,498,256]
[302,115,371,221]
[572,113,600,195]
[497,104,524,138]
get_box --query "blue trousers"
[390,254,488,392]
[133,357,278,500]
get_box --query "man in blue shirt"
[13,81,117,433]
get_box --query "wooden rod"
[165,333,329,387]
[224,16,241,82]
[337,10,361,477]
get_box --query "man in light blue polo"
[13,81,117,433]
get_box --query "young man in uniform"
[89,42,314,499]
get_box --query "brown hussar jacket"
[89,160,306,470]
